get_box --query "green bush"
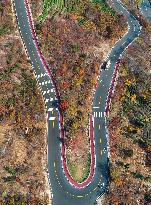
[4,166,17,176]
[132,172,146,180]
[38,0,116,22]
[2,175,16,182]
[0,65,18,81]
[144,193,151,203]
[120,148,133,158]
[129,117,145,128]
[2,194,26,205]
[92,0,116,16]
[38,0,80,22]
[0,25,10,36]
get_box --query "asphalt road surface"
[13,0,142,204]
[140,0,151,21]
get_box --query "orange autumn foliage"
[114,177,124,186]
[60,101,69,110]
[59,81,70,89]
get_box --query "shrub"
[2,176,16,182]
[145,151,151,167]
[120,148,133,158]
[129,117,145,128]
[4,166,16,176]
[132,172,146,180]
[144,193,151,203]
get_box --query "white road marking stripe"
[48,108,53,111]
[49,117,56,120]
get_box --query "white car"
[106,60,111,68]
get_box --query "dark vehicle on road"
[101,61,107,70]
[51,99,60,108]
[116,59,121,64]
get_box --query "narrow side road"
[140,0,151,21]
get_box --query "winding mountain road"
[12,0,144,204]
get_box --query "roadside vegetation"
[38,0,116,22]
[103,26,151,204]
